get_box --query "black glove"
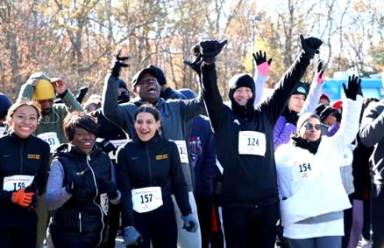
[111,50,129,78]
[184,44,203,74]
[283,109,299,124]
[76,86,89,104]
[199,40,228,63]
[342,74,363,100]
[317,60,324,77]
[97,178,118,200]
[300,35,323,58]
[252,50,272,66]
[65,170,87,195]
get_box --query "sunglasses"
[304,123,321,131]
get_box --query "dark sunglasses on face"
[304,123,321,131]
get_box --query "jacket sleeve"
[34,142,51,195]
[178,94,205,123]
[359,101,384,147]
[102,75,131,130]
[116,147,134,227]
[258,52,311,125]
[60,89,83,112]
[331,96,363,148]
[45,159,72,210]
[201,63,229,132]
[300,80,324,115]
[253,74,268,106]
[273,116,296,150]
[169,142,192,216]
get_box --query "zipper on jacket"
[79,212,82,233]
[19,143,24,173]
[86,155,105,247]
[145,144,153,185]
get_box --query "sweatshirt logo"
[156,154,168,160]
[27,154,41,160]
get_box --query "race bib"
[3,175,34,191]
[38,132,60,153]
[109,139,130,148]
[131,187,163,213]
[174,140,189,163]
[238,131,266,156]
[100,193,109,215]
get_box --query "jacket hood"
[228,73,255,118]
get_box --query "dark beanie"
[292,82,309,97]
[149,65,166,85]
[0,93,12,119]
[315,103,326,116]
[228,73,255,94]
[320,106,337,123]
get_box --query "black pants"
[134,197,177,248]
[196,195,224,248]
[342,196,353,248]
[102,203,121,248]
[372,184,384,248]
[0,224,37,248]
[223,203,279,248]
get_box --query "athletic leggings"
[287,236,341,248]
[134,197,177,248]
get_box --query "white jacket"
[275,96,363,239]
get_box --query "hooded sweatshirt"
[200,51,312,206]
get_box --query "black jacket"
[50,145,114,247]
[0,133,50,227]
[200,52,311,207]
[116,134,191,227]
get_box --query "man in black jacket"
[198,35,322,247]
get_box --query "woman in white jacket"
[275,75,363,248]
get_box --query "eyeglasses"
[304,123,321,131]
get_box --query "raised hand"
[199,39,228,63]
[300,35,323,58]
[111,50,129,78]
[343,74,363,100]
[252,50,272,66]
[184,44,202,74]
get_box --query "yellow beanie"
[33,79,55,101]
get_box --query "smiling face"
[233,87,253,106]
[134,73,161,104]
[70,127,96,154]
[299,117,322,142]
[288,94,306,113]
[8,105,39,139]
[134,112,160,142]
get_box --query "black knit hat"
[292,82,309,97]
[320,106,338,123]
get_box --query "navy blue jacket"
[188,115,218,197]
[0,133,50,227]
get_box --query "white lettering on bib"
[131,187,163,213]
[3,175,34,191]
[38,132,60,153]
[174,140,189,163]
[238,131,266,156]
[100,193,109,215]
